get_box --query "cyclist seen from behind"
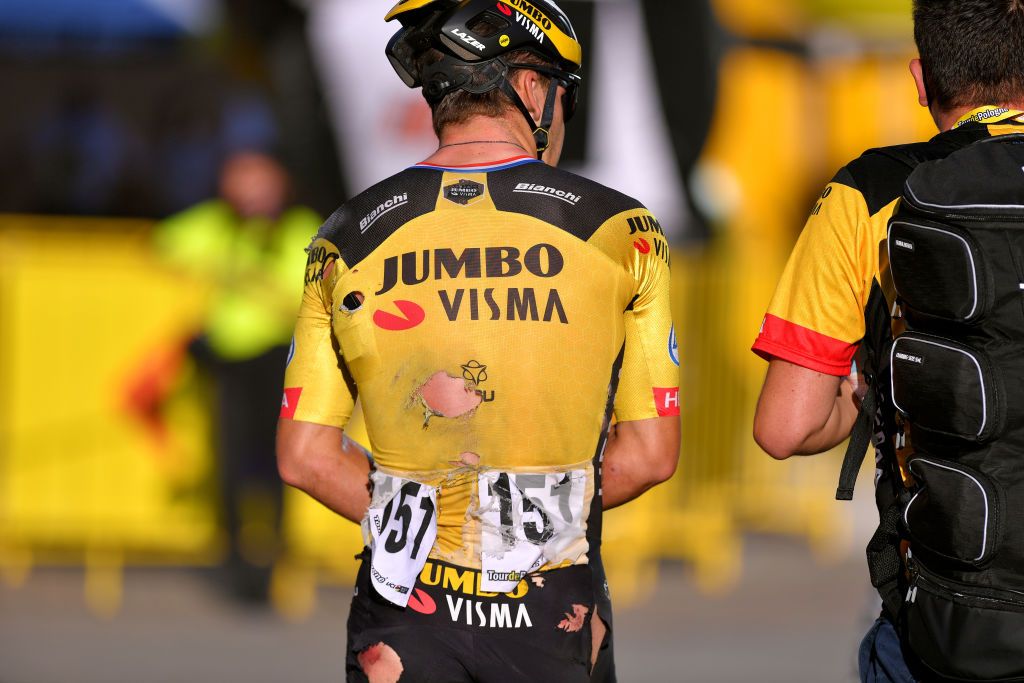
[753,1,1024,681]
[276,1,681,681]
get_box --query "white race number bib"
[365,472,437,607]
[478,470,588,593]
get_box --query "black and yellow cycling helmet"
[385,0,583,156]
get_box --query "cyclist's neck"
[423,115,540,168]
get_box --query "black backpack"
[840,133,1024,682]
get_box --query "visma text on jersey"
[375,244,569,324]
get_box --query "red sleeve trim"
[280,388,303,419]
[653,387,680,417]
[751,314,857,377]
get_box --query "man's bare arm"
[276,418,372,524]
[753,359,860,460]
[602,415,680,510]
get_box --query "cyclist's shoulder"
[489,164,650,240]
[316,167,443,263]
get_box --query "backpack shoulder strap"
[864,146,919,171]
[836,388,877,501]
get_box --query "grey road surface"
[0,537,873,683]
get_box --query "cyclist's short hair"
[414,49,553,136]
[913,0,1024,110]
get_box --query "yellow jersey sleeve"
[280,237,356,427]
[608,209,680,421]
[752,177,877,376]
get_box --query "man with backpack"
[752,1,1024,680]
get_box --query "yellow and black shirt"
[753,108,1024,379]
[752,108,1024,509]
[284,155,677,581]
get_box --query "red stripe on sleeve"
[751,314,857,376]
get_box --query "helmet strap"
[498,75,562,160]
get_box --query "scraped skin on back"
[358,643,404,683]
[557,604,589,633]
[419,372,483,418]
[457,452,481,467]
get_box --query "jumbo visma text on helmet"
[384,0,583,157]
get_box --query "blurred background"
[0,0,936,681]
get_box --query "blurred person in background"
[154,150,321,603]
[276,0,679,680]
[752,1,1024,681]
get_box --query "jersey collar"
[411,155,541,173]
[952,105,1024,129]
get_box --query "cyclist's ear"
[510,68,548,124]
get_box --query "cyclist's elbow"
[648,442,680,484]
[276,427,311,490]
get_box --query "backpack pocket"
[890,333,1003,441]
[903,560,1024,682]
[904,457,1001,567]
[888,219,990,323]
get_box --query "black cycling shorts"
[346,553,599,682]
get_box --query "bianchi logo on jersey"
[513,183,581,205]
[360,194,409,234]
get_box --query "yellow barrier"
[0,217,220,613]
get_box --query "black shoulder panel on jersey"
[317,169,443,267]
[487,164,646,242]
[842,126,991,216]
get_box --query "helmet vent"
[467,13,509,38]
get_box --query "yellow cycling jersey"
[283,155,677,572]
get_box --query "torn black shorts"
[346,553,598,682]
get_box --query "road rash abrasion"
[357,643,404,683]
[557,604,590,633]
[447,451,482,468]
[458,452,481,466]
[417,372,483,424]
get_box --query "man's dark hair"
[913,0,1024,110]
[414,49,552,136]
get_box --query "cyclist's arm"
[277,419,370,523]
[276,236,368,522]
[751,174,872,459]
[602,208,681,510]
[602,416,680,509]
[754,359,859,459]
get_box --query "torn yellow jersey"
[283,155,678,569]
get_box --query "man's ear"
[512,69,545,124]
[910,58,930,108]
